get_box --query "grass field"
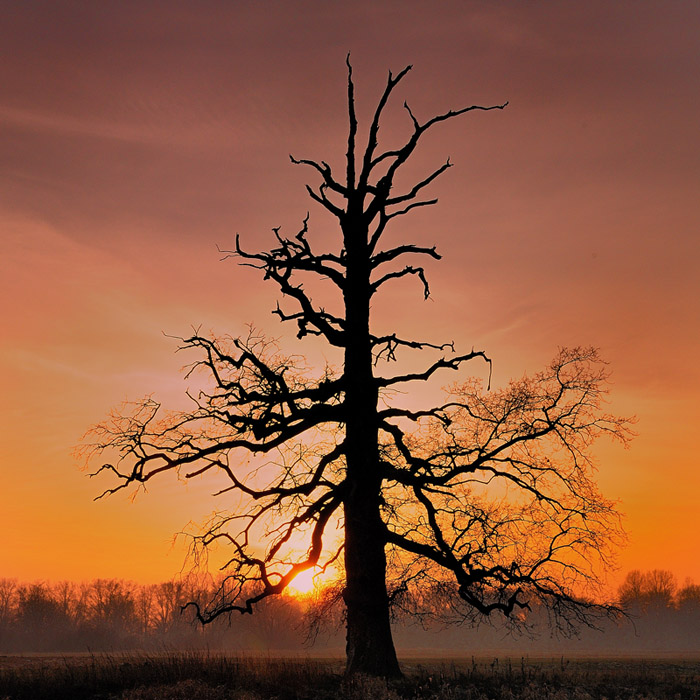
[1,652,699,699]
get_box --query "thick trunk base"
[345,602,402,677]
[343,487,402,678]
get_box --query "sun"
[287,568,319,596]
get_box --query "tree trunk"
[342,215,402,678]
[343,473,401,677]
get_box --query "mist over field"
[1,570,698,657]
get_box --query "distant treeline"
[0,575,306,652]
[1,569,698,654]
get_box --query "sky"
[1,1,698,592]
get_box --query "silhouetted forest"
[0,570,698,654]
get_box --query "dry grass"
[1,652,699,699]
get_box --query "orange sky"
[1,1,698,592]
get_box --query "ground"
[1,652,699,699]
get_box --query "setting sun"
[287,568,321,596]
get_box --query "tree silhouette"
[85,60,631,677]
[619,569,677,612]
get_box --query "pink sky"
[1,1,698,590]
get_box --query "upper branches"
[355,65,508,237]
[221,62,506,366]
[283,59,507,309]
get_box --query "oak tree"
[85,60,630,677]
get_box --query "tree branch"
[371,265,431,299]
[377,350,492,389]
[346,53,357,191]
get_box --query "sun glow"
[287,568,320,596]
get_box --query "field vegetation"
[1,652,699,699]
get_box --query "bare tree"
[84,60,631,677]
